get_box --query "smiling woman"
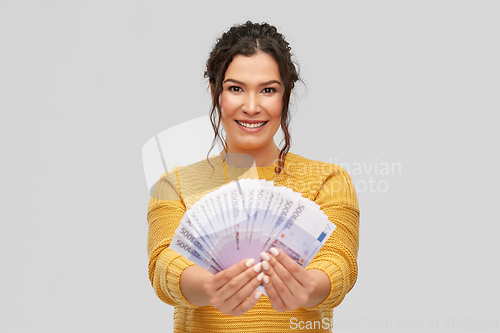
[205,21,300,175]
[146,21,360,333]
[219,53,284,167]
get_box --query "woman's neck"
[220,144,281,168]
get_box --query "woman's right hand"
[203,258,265,316]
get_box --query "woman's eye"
[263,87,277,94]
[228,86,242,92]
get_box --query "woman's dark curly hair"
[204,21,301,175]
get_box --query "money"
[169,179,335,274]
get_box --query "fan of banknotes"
[169,178,336,276]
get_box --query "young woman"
[147,21,360,332]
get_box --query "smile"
[235,120,268,128]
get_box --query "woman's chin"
[232,140,269,151]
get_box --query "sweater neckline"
[211,152,297,182]
[213,152,296,168]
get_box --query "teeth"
[237,120,266,128]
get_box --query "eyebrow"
[223,78,282,86]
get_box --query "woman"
[147,21,360,332]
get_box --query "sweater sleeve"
[146,171,199,308]
[305,166,360,310]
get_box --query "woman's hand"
[260,248,330,312]
[202,258,265,316]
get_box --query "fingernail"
[257,272,264,281]
[254,291,262,300]
[263,275,270,284]
[270,247,279,256]
[260,252,270,261]
[253,262,262,272]
[261,261,269,270]
[245,258,255,267]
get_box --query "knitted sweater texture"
[146,152,360,332]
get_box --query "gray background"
[1,1,499,332]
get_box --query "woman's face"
[218,52,284,155]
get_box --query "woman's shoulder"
[160,155,227,208]
[156,155,221,190]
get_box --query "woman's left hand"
[260,248,317,312]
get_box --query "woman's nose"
[243,93,261,114]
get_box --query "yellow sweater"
[147,152,360,332]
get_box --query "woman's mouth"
[235,120,268,128]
